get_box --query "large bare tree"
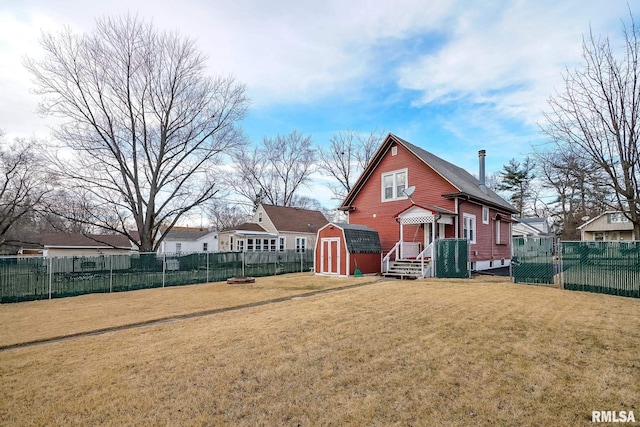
[0,132,52,250]
[317,129,384,201]
[25,15,248,251]
[542,11,640,237]
[229,130,317,208]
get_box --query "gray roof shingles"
[333,223,381,254]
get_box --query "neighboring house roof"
[261,204,329,233]
[233,223,268,232]
[513,218,551,236]
[335,223,382,254]
[161,228,213,241]
[39,233,132,249]
[342,133,518,214]
[578,211,634,231]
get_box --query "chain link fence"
[561,241,640,298]
[0,250,314,303]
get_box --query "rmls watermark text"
[592,411,636,423]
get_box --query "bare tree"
[534,146,611,239]
[207,200,251,231]
[25,15,249,251]
[0,132,52,250]
[542,11,640,237]
[229,130,316,207]
[317,129,385,201]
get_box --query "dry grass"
[0,273,378,348]
[1,274,639,426]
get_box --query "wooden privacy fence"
[0,250,315,303]
[512,237,640,298]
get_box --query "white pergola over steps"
[396,205,455,259]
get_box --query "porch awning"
[395,204,456,225]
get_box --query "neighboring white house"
[218,204,328,253]
[157,227,219,254]
[512,217,552,238]
[578,211,636,241]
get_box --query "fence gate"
[511,237,555,285]
[435,239,470,279]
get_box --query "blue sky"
[2,0,639,210]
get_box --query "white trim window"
[495,220,501,244]
[381,168,408,202]
[296,237,307,253]
[482,206,489,224]
[463,213,476,244]
[278,237,285,252]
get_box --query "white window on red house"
[381,169,408,202]
[482,206,489,224]
[496,220,501,244]
[463,213,476,244]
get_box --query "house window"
[482,206,489,224]
[247,238,254,251]
[229,236,234,251]
[496,220,501,244]
[609,213,629,223]
[392,146,398,156]
[594,232,604,241]
[381,169,407,202]
[258,212,263,223]
[203,242,208,252]
[279,237,285,252]
[255,239,262,251]
[237,240,245,252]
[175,243,182,253]
[463,214,476,244]
[296,237,307,253]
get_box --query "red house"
[339,133,518,276]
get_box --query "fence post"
[109,255,113,293]
[162,253,166,288]
[48,256,52,300]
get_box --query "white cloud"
[396,1,629,124]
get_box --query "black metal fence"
[0,250,315,303]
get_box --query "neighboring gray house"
[578,211,636,241]
[218,204,328,253]
[158,227,219,254]
[512,217,552,238]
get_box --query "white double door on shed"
[320,238,340,275]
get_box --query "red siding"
[349,253,381,275]
[348,143,457,253]
[459,203,511,263]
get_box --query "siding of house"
[460,203,511,265]
[348,142,458,253]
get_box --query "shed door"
[321,238,340,275]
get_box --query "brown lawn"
[1,274,639,426]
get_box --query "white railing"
[416,242,435,278]
[382,241,401,274]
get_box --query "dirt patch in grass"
[1,275,639,426]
